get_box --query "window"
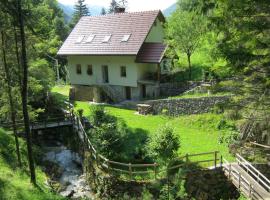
[76,64,81,74]
[102,35,112,43]
[85,35,95,43]
[121,34,131,42]
[87,65,93,75]
[75,36,84,43]
[120,66,126,77]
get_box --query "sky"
[57,0,177,11]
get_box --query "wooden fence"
[75,116,222,181]
[223,154,270,200]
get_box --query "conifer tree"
[70,0,90,28]
[108,0,118,13]
[101,7,106,15]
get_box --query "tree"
[100,7,106,15]
[16,0,36,185]
[108,0,119,14]
[70,0,90,28]
[0,30,22,168]
[118,0,128,8]
[166,10,206,80]
[207,0,270,143]
[147,124,180,163]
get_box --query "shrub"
[147,124,180,164]
[89,105,115,126]
[89,119,129,160]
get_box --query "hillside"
[0,128,65,200]
[163,3,177,17]
[59,3,105,22]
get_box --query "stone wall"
[159,82,200,96]
[146,96,230,116]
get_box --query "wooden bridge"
[223,154,270,200]
[1,113,74,131]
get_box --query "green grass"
[169,92,232,99]
[51,85,234,161]
[0,128,65,200]
[74,101,234,161]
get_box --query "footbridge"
[223,154,270,200]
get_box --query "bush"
[90,105,115,126]
[90,120,128,160]
[147,124,180,164]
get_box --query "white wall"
[145,18,165,43]
[68,55,138,87]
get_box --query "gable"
[145,18,165,43]
[57,10,165,56]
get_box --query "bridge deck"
[224,164,270,200]
[30,120,73,130]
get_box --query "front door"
[102,65,109,83]
[125,87,131,100]
[141,84,146,98]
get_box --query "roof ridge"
[81,10,161,18]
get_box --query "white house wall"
[145,19,164,43]
[68,56,139,87]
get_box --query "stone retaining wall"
[146,96,230,116]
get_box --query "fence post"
[229,164,231,179]
[220,155,223,167]
[129,163,132,181]
[214,151,217,168]
[239,174,241,189]
[154,162,157,180]
[249,183,252,197]
[185,154,189,163]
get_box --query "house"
[58,10,167,102]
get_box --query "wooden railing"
[1,113,73,130]
[222,158,265,200]
[236,154,270,192]
[74,116,221,181]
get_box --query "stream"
[40,133,94,199]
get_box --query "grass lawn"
[0,128,65,200]
[52,85,234,162]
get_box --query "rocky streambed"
[42,141,94,199]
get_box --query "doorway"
[102,65,109,83]
[141,84,146,98]
[125,87,131,100]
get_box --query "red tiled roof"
[136,42,167,63]
[57,10,165,56]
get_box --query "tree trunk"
[1,31,22,168]
[187,52,192,80]
[13,21,23,92]
[17,0,36,185]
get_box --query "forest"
[0,0,269,199]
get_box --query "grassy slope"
[52,86,233,161]
[0,128,65,200]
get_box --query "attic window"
[85,35,95,43]
[121,34,131,42]
[75,36,84,44]
[102,35,112,43]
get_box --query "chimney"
[114,7,125,13]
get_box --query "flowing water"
[42,138,94,199]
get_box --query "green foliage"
[147,124,180,163]
[166,5,207,79]
[89,105,113,126]
[91,121,127,160]
[70,0,90,28]
[0,128,65,200]
[205,0,270,141]
[140,188,154,200]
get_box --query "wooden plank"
[250,142,270,149]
